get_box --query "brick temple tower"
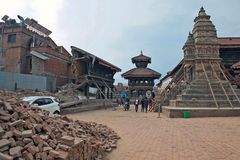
[163,7,240,117]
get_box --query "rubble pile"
[0,90,120,160]
[55,83,83,103]
[0,89,54,99]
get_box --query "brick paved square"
[68,106,240,160]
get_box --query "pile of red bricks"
[0,90,120,160]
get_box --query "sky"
[0,0,240,85]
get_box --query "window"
[44,98,53,105]
[33,98,53,106]
[8,34,16,43]
[33,98,45,106]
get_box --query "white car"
[21,96,60,114]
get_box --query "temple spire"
[194,6,210,22]
[200,6,205,12]
[183,31,194,50]
[198,6,207,16]
[131,51,151,68]
[193,6,217,43]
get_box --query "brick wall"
[31,47,72,76]
[1,23,75,87]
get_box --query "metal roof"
[30,51,49,60]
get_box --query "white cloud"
[28,0,65,45]
[0,0,28,19]
[28,0,64,29]
[0,0,65,45]
[1,0,240,83]
[56,0,175,65]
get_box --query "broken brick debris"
[0,90,120,160]
[60,136,75,146]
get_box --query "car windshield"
[33,98,54,106]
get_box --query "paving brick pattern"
[68,106,240,160]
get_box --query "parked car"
[21,96,60,114]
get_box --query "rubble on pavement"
[0,90,120,160]
[55,83,84,103]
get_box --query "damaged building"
[0,15,74,91]
[71,46,121,100]
[59,46,121,114]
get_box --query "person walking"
[121,97,124,106]
[148,98,153,112]
[141,96,144,112]
[134,97,139,112]
[126,97,130,111]
[144,97,149,113]
[123,97,130,111]
[117,97,121,107]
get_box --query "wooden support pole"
[210,62,233,108]
[201,62,219,108]
[217,63,240,106]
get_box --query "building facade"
[0,15,74,87]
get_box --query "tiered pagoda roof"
[122,51,161,79]
[131,51,151,63]
[122,67,160,78]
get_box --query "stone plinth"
[163,106,240,118]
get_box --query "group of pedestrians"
[118,95,154,112]
[134,96,153,113]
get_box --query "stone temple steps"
[182,88,240,95]
[170,99,240,108]
[171,80,240,108]
[177,94,240,101]
[182,80,240,95]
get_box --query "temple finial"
[140,50,143,55]
[199,6,206,16]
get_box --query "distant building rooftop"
[218,37,240,48]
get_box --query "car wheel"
[53,110,60,114]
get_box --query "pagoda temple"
[122,51,161,98]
